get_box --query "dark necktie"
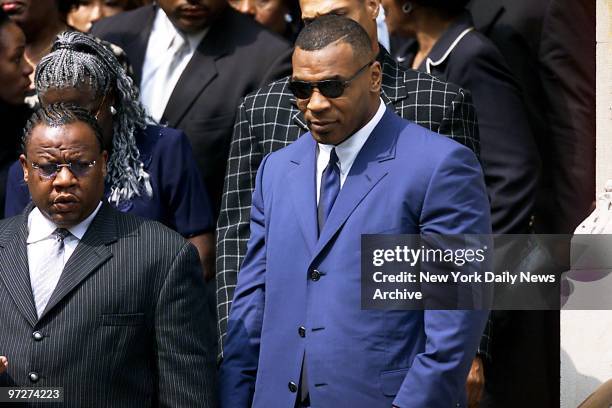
[317,148,340,233]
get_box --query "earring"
[110,106,117,115]
[402,1,413,14]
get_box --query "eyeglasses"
[288,60,374,99]
[31,161,97,180]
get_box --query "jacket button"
[311,269,321,281]
[288,381,298,393]
[32,331,44,341]
[28,372,39,383]
[298,326,306,338]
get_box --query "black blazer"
[0,203,215,407]
[92,5,292,210]
[400,12,540,234]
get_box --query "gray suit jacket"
[0,202,215,407]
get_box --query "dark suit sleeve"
[216,100,263,357]
[157,129,214,236]
[539,0,595,233]
[4,161,30,218]
[455,43,540,233]
[438,87,480,157]
[218,154,270,408]
[155,241,215,407]
[394,143,490,407]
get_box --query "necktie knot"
[53,228,70,242]
[328,148,339,168]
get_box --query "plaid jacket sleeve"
[216,100,262,356]
[438,87,480,158]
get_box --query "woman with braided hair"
[5,30,216,281]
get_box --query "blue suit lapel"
[288,137,319,255]
[314,109,399,258]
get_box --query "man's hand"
[188,232,216,282]
[0,356,7,374]
[466,356,485,408]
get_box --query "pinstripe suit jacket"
[0,202,214,407]
[216,47,480,354]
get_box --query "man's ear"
[366,0,381,20]
[19,154,29,183]
[101,150,109,177]
[370,61,382,93]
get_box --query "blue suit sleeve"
[218,153,271,407]
[394,144,490,407]
[4,161,30,218]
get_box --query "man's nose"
[306,88,331,112]
[52,166,77,187]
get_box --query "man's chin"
[46,209,83,229]
[174,16,210,33]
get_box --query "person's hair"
[23,103,105,152]
[56,0,80,16]
[35,31,152,205]
[412,0,470,17]
[295,14,372,63]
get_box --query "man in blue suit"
[220,15,490,408]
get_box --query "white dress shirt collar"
[27,201,103,244]
[139,8,208,121]
[316,98,386,202]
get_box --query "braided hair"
[23,102,105,152]
[35,31,152,205]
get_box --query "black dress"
[0,102,31,219]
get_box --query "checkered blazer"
[216,48,488,358]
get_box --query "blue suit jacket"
[220,109,490,407]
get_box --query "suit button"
[32,331,44,341]
[311,269,321,281]
[298,326,306,337]
[288,381,298,393]
[28,372,39,383]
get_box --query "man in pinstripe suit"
[0,104,215,407]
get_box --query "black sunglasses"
[288,60,374,99]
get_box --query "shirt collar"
[418,11,475,72]
[157,7,209,53]
[317,98,386,176]
[27,201,103,244]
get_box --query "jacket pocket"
[379,367,410,397]
[100,313,145,326]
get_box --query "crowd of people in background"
[0,0,595,407]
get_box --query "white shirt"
[140,8,208,122]
[27,201,103,301]
[316,98,386,204]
